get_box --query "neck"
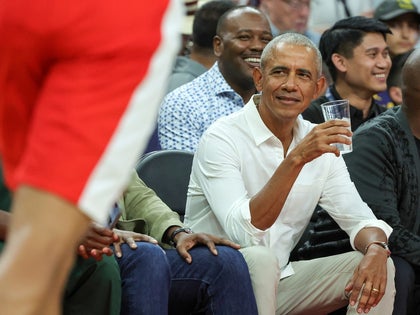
[219,65,256,103]
[258,103,294,155]
[334,83,373,118]
[236,87,257,104]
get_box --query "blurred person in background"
[374,0,420,57]
[373,0,420,107]
[309,0,375,34]
[254,0,321,45]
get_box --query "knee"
[117,242,169,274]
[240,246,280,282]
[95,255,121,286]
[186,245,246,275]
[122,242,166,260]
[210,245,250,277]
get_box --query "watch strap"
[169,227,193,246]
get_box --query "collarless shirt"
[185,94,392,278]
[302,85,386,131]
[158,62,245,152]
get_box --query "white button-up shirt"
[185,95,392,278]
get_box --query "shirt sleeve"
[318,153,392,249]
[193,127,267,247]
[117,170,183,245]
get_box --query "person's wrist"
[163,226,181,245]
[169,227,193,246]
[364,241,391,257]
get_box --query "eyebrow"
[236,28,272,35]
[270,65,313,76]
[297,68,312,76]
[365,46,389,53]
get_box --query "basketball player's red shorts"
[0,0,181,223]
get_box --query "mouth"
[374,73,387,81]
[398,42,414,48]
[276,95,301,104]
[244,57,261,67]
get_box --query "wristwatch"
[169,227,193,246]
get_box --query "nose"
[377,54,391,70]
[281,74,298,91]
[249,35,267,51]
[297,4,310,18]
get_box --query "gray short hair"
[261,32,323,77]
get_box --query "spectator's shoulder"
[356,107,401,135]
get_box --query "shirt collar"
[326,84,386,128]
[327,84,384,117]
[244,94,307,146]
[207,62,237,96]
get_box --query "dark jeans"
[392,256,416,315]
[116,242,258,315]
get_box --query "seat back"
[135,150,194,220]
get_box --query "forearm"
[250,153,305,230]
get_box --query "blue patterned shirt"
[158,62,245,152]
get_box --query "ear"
[331,53,347,73]
[213,35,223,58]
[314,76,327,98]
[253,67,263,92]
[389,86,403,105]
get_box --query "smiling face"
[215,8,273,91]
[385,13,420,56]
[254,42,324,126]
[333,32,391,97]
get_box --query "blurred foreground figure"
[0,1,181,314]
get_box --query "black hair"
[192,0,236,48]
[320,16,392,81]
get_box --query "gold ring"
[372,288,380,293]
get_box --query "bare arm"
[354,227,388,254]
[250,120,351,230]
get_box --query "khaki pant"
[241,248,395,315]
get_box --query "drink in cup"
[320,99,352,154]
